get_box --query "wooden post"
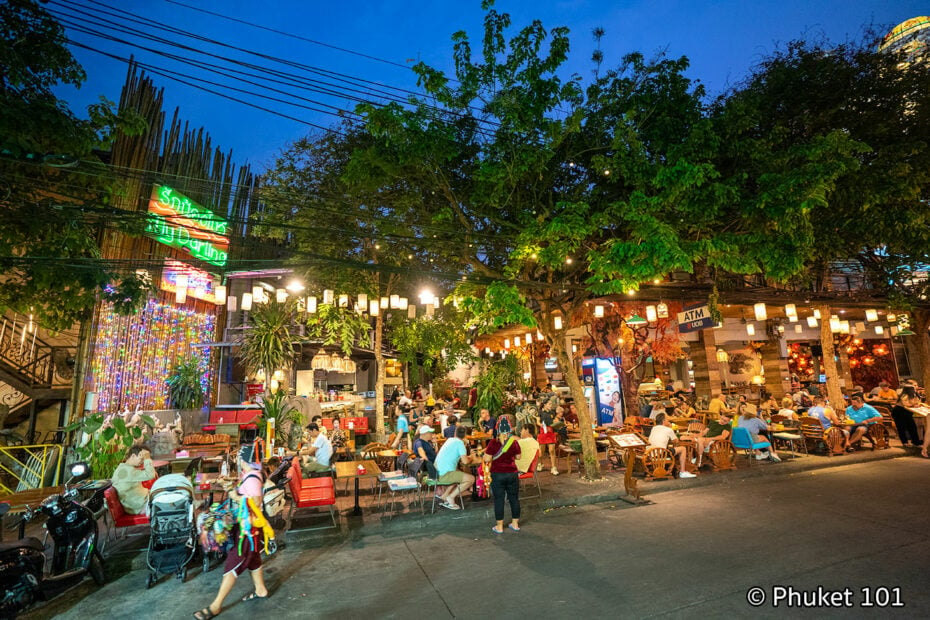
[760,341,789,399]
[692,329,722,400]
[913,309,930,391]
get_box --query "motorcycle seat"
[0,537,44,553]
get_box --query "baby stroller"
[145,473,196,588]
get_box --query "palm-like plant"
[256,389,304,443]
[165,355,207,409]
[238,299,298,389]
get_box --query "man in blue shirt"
[845,394,882,448]
[434,425,477,509]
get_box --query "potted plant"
[238,299,299,391]
[256,389,304,448]
[165,355,207,410]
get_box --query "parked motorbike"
[0,462,108,619]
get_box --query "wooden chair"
[705,440,737,471]
[872,405,896,439]
[638,446,676,480]
[681,421,706,439]
[799,416,846,456]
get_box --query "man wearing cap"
[300,422,332,474]
[694,410,733,467]
[413,425,438,464]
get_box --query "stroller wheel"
[178,568,187,582]
[203,555,211,573]
[146,573,157,589]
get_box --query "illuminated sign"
[146,185,229,266]
[160,260,219,304]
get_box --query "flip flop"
[193,608,218,620]
[241,591,269,602]
[491,526,503,535]
[508,524,521,532]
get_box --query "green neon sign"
[146,185,229,267]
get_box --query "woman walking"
[892,385,922,448]
[485,415,522,534]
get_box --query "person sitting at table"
[891,385,922,448]
[434,425,478,510]
[808,396,842,429]
[868,381,898,402]
[413,425,437,464]
[845,394,883,450]
[112,444,156,515]
[443,415,458,439]
[515,424,540,474]
[478,409,497,436]
[780,395,795,410]
[300,423,332,473]
[737,404,780,462]
[647,398,666,420]
[310,415,327,437]
[694,410,733,468]
[329,418,347,453]
[760,395,779,416]
[649,413,696,478]
[708,394,731,417]
[672,397,696,418]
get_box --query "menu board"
[610,433,646,448]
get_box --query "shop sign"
[146,184,229,266]
[677,302,714,333]
[159,260,219,304]
[246,383,264,397]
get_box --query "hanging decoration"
[90,299,215,412]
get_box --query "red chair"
[103,482,152,551]
[518,451,542,500]
[286,461,337,533]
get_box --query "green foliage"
[64,412,156,479]
[305,302,372,355]
[0,0,149,330]
[473,354,523,424]
[256,389,303,443]
[238,299,299,382]
[165,355,207,410]
[388,303,476,380]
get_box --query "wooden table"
[335,460,382,516]
[0,485,65,540]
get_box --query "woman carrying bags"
[485,414,522,534]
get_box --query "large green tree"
[344,5,854,478]
[715,37,930,400]
[0,0,147,331]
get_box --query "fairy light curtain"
[90,299,216,412]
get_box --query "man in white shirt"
[515,424,540,473]
[649,413,695,478]
[398,390,414,412]
[433,425,477,510]
[301,422,333,473]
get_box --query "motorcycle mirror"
[67,461,91,484]
[0,503,9,517]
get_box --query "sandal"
[491,526,503,535]
[241,591,269,602]
[508,523,521,532]
[193,608,218,620]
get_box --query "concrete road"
[28,458,929,619]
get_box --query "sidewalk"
[284,443,918,542]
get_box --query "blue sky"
[54,0,925,171]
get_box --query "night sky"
[53,0,925,172]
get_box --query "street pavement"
[25,457,930,619]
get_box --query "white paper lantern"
[754,303,767,321]
[865,309,878,322]
[306,296,317,313]
[241,293,253,312]
[215,284,227,305]
[646,305,657,323]
[593,305,604,318]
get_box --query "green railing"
[0,444,62,495]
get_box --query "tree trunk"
[816,304,844,410]
[373,311,386,442]
[913,309,930,393]
[541,319,600,479]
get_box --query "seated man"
[433,425,478,510]
[845,394,883,449]
[515,424,540,474]
[808,396,849,449]
[649,413,696,478]
[413,425,437,464]
[443,415,458,439]
[300,422,333,473]
[707,393,731,418]
[478,409,497,436]
[736,404,780,462]
[694,410,733,467]
[112,444,156,515]
[868,381,897,402]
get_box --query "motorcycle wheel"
[89,552,106,586]
[203,555,211,573]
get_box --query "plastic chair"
[518,451,542,499]
[418,461,464,514]
[731,427,771,466]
